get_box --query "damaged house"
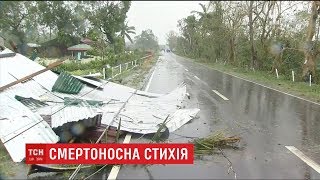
[0,48,200,164]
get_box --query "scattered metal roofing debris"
[0,94,59,162]
[0,49,200,163]
[52,72,84,94]
[64,97,103,106]
[72,75,103,88]
[15,95,48,110]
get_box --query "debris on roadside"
[193,132,241,155]
[0,48,200,175]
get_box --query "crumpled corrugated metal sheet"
[0,94,59,162]
[101,85,200,134]
[0,50,201,162]
[35,101,101,128]
[15,95,48,110]
[52,72,84,94]
[73,75,103,88]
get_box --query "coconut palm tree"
[191,3,211,20]
[120,21,136,43]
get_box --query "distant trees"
[133,29,159,52]
[170,1,320,83]
[166,30,178,51]
[0,1,135,54]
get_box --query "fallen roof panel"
[52,72,84,94]
[101,85,200,134]
[35,101,101,128]
[0,94,59,162]
[73,75,103,88]
[0,50,58,90]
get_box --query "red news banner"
[26,143,194,164]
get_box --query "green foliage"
[0,1,134,57]
[173,1,319,83]
[133,29,159,51]
[0,1,38,44]
[87,1,132,53]
[120,21,136,43]
[166,31,178,51]
[55,51,143,73]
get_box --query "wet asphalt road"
[117,52,320,179]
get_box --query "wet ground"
[116,53,320,179]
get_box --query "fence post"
[111,67,114,78]
[103,68,106,79]
[309,74,312,86]
[119,64,122,74]
[126,63,128,70]
[131,61,134,68]
[276,69,279,79]
[135,60,137,66]
[292,70,294,82]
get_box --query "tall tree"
[0,1,38,45]
[166,30,178,51]
[223,1,246,65]
[134,29,159,52]
[88,1,132,53]
[302,1,320,81]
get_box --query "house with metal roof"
[67,43,92,60]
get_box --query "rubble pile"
[0,49,200,166]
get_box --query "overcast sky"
[127,1,207,45]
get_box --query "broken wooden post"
[276,69,279,79]
[0,60,64,92]
[292,70,295,82]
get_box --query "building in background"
[67,43,92,60]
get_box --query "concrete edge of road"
[173,53,320,106]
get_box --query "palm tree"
[191,3,211,20]
[120,21,136,43]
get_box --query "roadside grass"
[186,57,320,103]
[0,143,25,178]
[112,55,158,90]
[68,69,102,77]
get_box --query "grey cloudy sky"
[127,1,207,45]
